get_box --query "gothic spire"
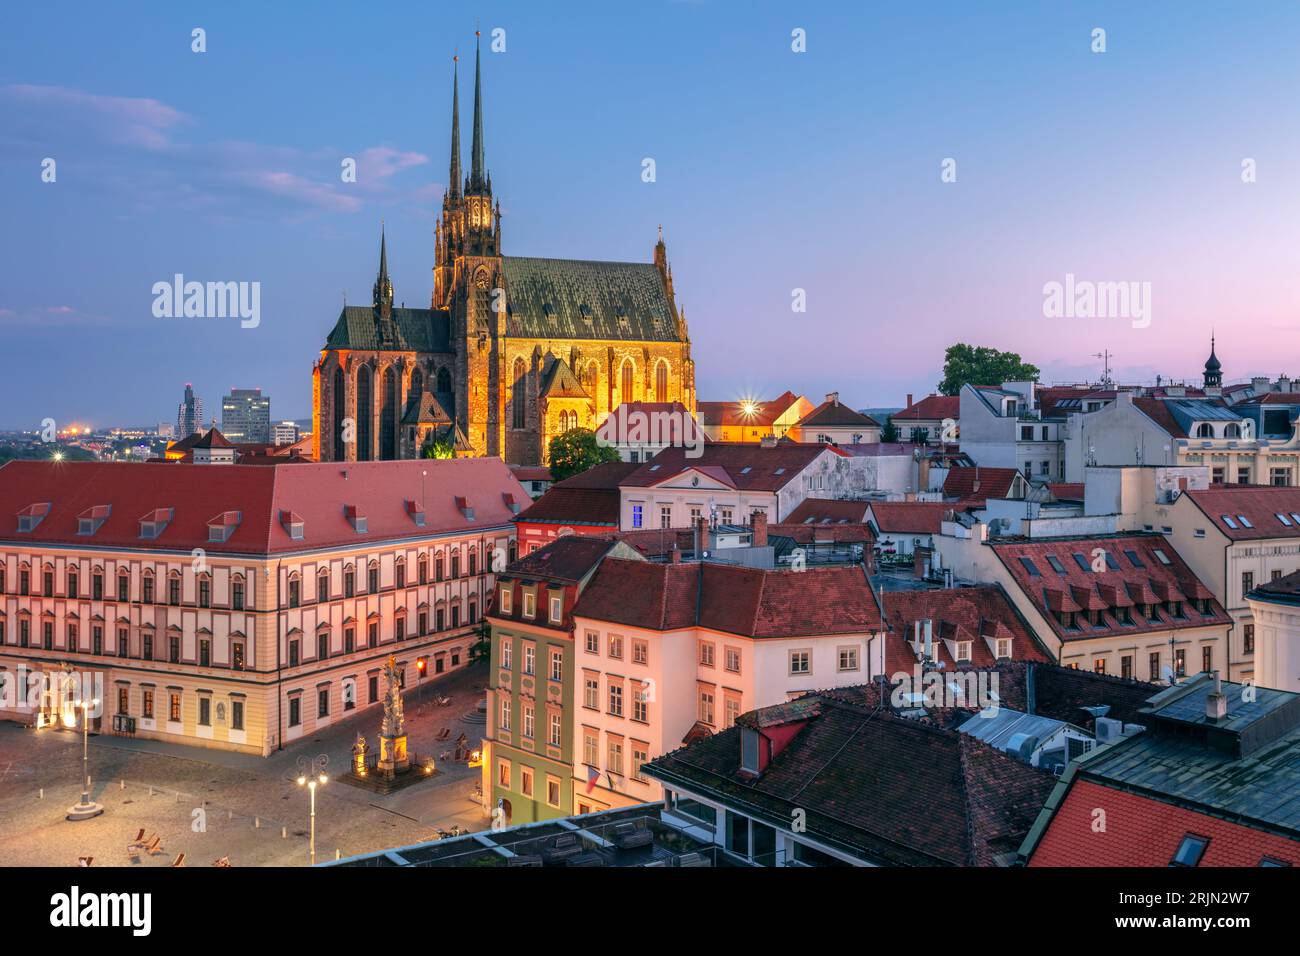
[448,55,462,200]
[469,30,487,191]
[373,222,394,317]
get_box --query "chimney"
[826,392,839,406]
[751,510,768,547]
[695,514,710,556]
[906,393,913,409]
[923,619,933,661]
[1205,671,1228,722]
[670,546,682,564]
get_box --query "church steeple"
[1203,334,1222,388]
[448,56,462,200]
[373,223,393,318]
[469,31,487,192]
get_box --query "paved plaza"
[0,663,492,867]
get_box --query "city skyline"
[5,2,1300,428]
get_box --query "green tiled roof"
[324,306,451,353]
[500,256,682,342]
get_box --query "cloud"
[0,305,112,327]
[0,84,431,218]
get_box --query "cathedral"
[312,37,696,466]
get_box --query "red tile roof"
[882,586,1052,673]
[621,443,836,493]
[768,522,874,545]
[696,391,802,428]
[990,535,1230,642]
[1028,779,1300,867]
[942,466,1022,499]
[1184,485,1300,540]
[866,501,952,534]
[573,558,883,637]
[514,461,641,527]
[784,498,871,524]
[0,458,527,554]
[796,398,879,429]
[1132,397,1188,438]
[892,394,959,422]
[1047,482,1085,501]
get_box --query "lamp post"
[66,694,104,821]
[296,754,328,865]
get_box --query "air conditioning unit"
[1094,717,1123,744]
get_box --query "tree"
[909,426,930,445]
[880,416,899,443]
[547,427,620,482]
[421,435,455,459]
[467,619,492,665]
[938,344,1040,396]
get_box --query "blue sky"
[3,1,1300,428]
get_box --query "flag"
[585,765,600,793]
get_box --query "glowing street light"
[66,688,104,821]
[296,754,329,865]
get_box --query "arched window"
[317,568,330,602]
[436,366,454,417]
[410,368,423,403]
[655,360,669,403]
[582,361,598,394]
[332,366,346,461]
[437,367,452,394]
[356,364,373,461]
[512,358,527,429]
[1196,423,1215,438]
[620,358,635,406]
[1224,423,1242,439]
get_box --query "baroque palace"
[312,37,696,467]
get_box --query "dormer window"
[499,586,513,615]
[77,505,111,536]
[995,637,1012,659]
[344,505,367,534]
[280,510,305,541]
[549,594,562,624]
[740,727,761,775]
[955,641,972,662]
[502,493,520,515]
[208,511,241,543]
[455,496,474,520]
[523,591,536,618]
[405,500,426,527]
[138,508,174,540]
[16,503,50,533]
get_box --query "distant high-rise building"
[221,388,272,444]
[272,421,300,446]
[176,383,204,438]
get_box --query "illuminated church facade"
[312,39,695,466]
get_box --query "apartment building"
[567,558,885,813]
[0,458,525,755]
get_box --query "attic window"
[1071,552,1091,572]
[955,642,972,662]
[1277,513,1293,526]
[208,511,242,543]
[774,468,785,476]
[1171,834,1209,867]
[16,503,51,533]
[503,493,521,515]
[1018,557,1041,577]
[77,505,111,536]
[740,467,752,475]
[344,505,367,534]
[648,464,660,472]
[138,508,175,540]
[455,496,475,520]
[1152,548,1172,565]
[542,303,554,317]
[1221,515,1239,529]
[280,510,305,541]
[405,500,426,527]
[1045,554,1066,574]
[1124,549,1146,569]
[1237,514,1254,528]
[740,728,761,775]
[1291,513,1300,525]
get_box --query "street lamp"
[296,754,328,865]
[66,695,104,821]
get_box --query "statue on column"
[377,655,409,777]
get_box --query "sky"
[3,0,1300,429]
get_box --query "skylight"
[1277,513,1292,527]
[1152,548,1172,565]
[1221,515,1239,529]
[1018,557,1041,577]
[1072,552,1091,572]
[1124,549,1145,569]
[1237,515,1254,528]
[1045,554,1066,574]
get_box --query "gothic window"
[512,358,527,429]
[356,364,373,461]
[437,367,452,394]
[582,362,598,394]
[655,360,669,403]
[410,368,423,401]
[620,358,635,406]
[332,367,346,461]
[380,366,397,460]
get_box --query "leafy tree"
[421,435,455,459]
[880,416,899,443]
[468,619,492,665]
[938,344,1040,396]
[548,427,620,482]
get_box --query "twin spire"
[447,32,488,197]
